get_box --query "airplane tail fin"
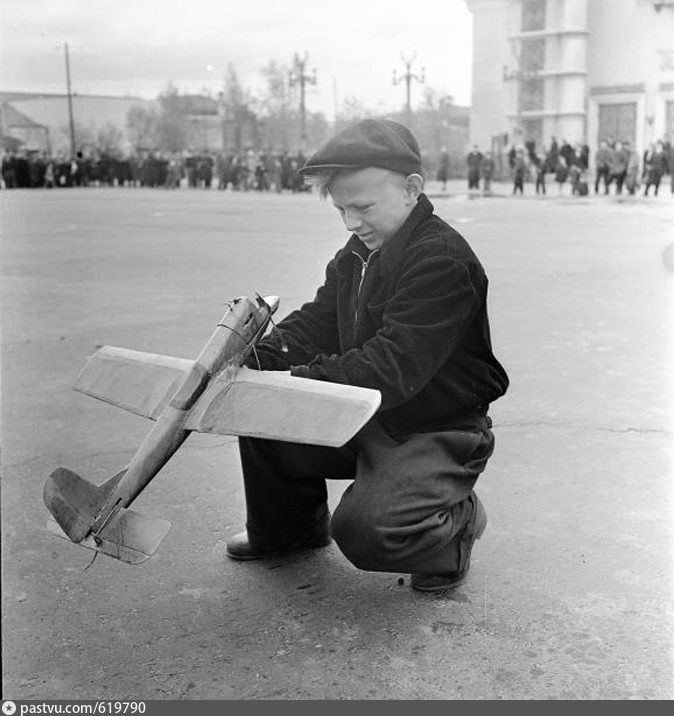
[43,467,170,565]
[44,467,126,543]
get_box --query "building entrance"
[598,103,637,145]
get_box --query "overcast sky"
[0,0,474,118]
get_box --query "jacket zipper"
[352,249,378,324]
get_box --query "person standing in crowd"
[507,145,516,176]
[534,151,549,196]
[11,153,29,187]
[480,151,495,196]
[280,151,293,191]
[548,136,559,169]
[466,145,482,191]
[255,153,270,191]
[28,153,45,188]
[184,152,197,188]
[512,149,526,195]
[554,155,568,195]
[568,144,587,195]
[643,141,669,196]
[607,141,628,195]
[267,153,282,193]
[198,153,214,188]
[559,140,574,171]
[624,142,640,195]
[594,139,612,195]
[1,151,17,188]
[43,157,56,188]
[436,147,450,192]
[165,153,182,189]
[665,138,674,194]
[215,152,228,190]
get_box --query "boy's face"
[328,167,416,250]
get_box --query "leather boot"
[226,519,332,561]
[410,492,487,592]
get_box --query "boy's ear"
[404,173,424,200]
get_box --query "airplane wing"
[74,346,194,420]
[185,367,381,447]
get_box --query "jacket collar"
[341,193,435,273]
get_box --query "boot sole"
[226,538,332,562]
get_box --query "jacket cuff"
[290,357,349,384]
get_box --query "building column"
[466,0,512,149]
[555,0,589,143]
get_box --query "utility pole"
[392,52,425,123]
[64,42,76,157]
[289,53,317,152]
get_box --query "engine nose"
[262,295,280,315]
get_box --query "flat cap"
[299,118,422,176]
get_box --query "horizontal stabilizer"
[47,508,171,565]
[74,346,193,420]
[186,367,381,447]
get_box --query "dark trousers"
[644,171,663,196]
[237,417,495,574]
[595,166,610,194]
[608,171,626,194]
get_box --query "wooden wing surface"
[74,346,194,420]
[186,367,380,447]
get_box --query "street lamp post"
[437,95,454,150]
[392,52,425,123]
[289,53,317,152]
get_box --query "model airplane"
[43,294,381,565]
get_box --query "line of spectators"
[464,136,672,198]
[593,138,670,197]
[0,148,312,192]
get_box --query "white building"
[0,92,157,155]
[466,0,674,159]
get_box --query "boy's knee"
[331,498,389,570]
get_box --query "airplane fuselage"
[89,295,277,535]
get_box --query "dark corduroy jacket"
[253,193,509,438]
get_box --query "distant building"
[0,102,50,152]
[466,0,674,159]
[169,93,261,153]
[0,92,157,155]
[0,90,265,156]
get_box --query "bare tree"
[334,97,376,133]
[127,105,159,151]
[156,83,188,152]
[220,63,258,153]
[96,122,125,157]
[258,60,294,150]
[58,121,94,155]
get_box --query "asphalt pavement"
[1,179,673,700]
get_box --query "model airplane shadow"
[43,295,381,565]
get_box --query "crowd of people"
[465,136,672,198]
[0,148,312,192]
[2,137,672,198]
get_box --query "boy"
[227,119,509,591]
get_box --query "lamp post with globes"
[392,52,425,125]
[289,53,317,152]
